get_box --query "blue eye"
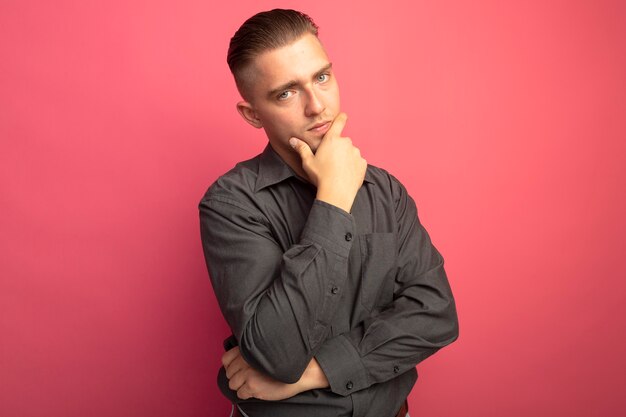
[277,91,293,100]
[317,73,329,83]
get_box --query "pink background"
[2,1,625,416]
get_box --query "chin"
[307,141,321,154]
[305,134,323,149]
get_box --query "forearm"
[223,346,328,401]
[298,357,329,391]
[315,182,459,396]
[316,260,458,395]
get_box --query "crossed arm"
[200,113,458,401]
[206,190,457,401]
[222,347,328,401]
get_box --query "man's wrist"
[316,188,354,213]
[299,357,329,391]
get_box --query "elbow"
[266,360,306,384]
[439,299,460,347]
[273,367,305,385]
[448,312,460,345]
[238,336,308,384]
[420,294,459,349]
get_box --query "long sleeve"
[314,179,459,396]
[200,195,355,383]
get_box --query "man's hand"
[289,113,367,213]
[222,347,329,401]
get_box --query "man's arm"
[288,116,459,395]
[313,177,459,396]
[200,113,366,384]
[219,178,459,400]
[200,196,352,383]
[222,347,328,401]
[203,111,457,397]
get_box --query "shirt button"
[393,365,400,373]
[346,381,354,390]
[331,286,339,295]
[345,232,353,241]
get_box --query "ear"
[236,101,263,129]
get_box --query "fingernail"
[289,138,297,148]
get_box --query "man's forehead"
[250,34,330,87]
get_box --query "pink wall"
[2,1,625,416]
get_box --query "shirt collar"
[255,144,298,192]
[254,143,376,192]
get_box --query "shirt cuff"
[300,200,356,258]
[315,335,368,396]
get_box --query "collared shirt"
[199,145,458,417]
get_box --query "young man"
[199,9,459,417]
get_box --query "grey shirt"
[199,145,459,417]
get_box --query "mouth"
[307,121,332,135]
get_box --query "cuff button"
[345,232,353,241]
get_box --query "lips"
[308,121,331,134]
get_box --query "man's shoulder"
[199,153,263,207]
[366,164,407,196]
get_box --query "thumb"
[289,137,313,160]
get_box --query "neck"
[270,143,313,184]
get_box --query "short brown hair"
[227,9,319,97]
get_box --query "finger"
[225,354,248,379]
[289,137,313,161]
[222,346,240,368]
[324,112,348,139]
[228,369,246,391]
[237,385,252,400]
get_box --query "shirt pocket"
[360,232,398,311]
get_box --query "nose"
[304,88,325,117]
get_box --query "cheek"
[324,79,340,99]
[273,110,301,130]
[256,102,307,137]
[322,88,340,111]
[262,114,299,139]
[333,86,341,107]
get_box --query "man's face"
[237,33,340,158]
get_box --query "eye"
[277,90,293,101]
[316,73,330,83]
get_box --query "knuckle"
[247,380,257,392]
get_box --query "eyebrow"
[267,63,333,99]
